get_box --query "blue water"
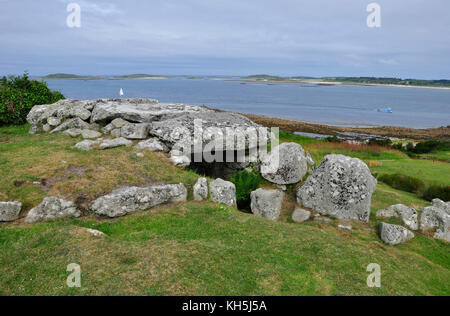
[46,78,450,128]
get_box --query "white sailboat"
[119,88,124,96]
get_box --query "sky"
[0,0,449,79]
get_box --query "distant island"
[244,75,450,89]
[37,73,169,80]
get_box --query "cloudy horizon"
[1,0,449,79]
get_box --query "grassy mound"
[0,125,449,296]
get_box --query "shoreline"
[237,112,450,140]
[248,79,450,90]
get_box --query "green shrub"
[325,136,342,143]
[378,173,425,194]
[368,138,392,147]
[230,169,262,211]
[0,73,65,126]
[411,140,450,154]
[423,185,450,202]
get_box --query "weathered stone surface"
[28,124,41,134]
[209,178,236,207]
[379,222,414,245]
[73,139,102,151]
[111,129,121,138]
[420,206,450,242]
[170,150,191,167]
[314,214,332,223]
[47,116,61,127]
[296,154,376,223]
[86,228,105,237]
[260,143,308,185]
[99,137,133,150]
[81,129,102,139]
[25,197,81,223]
[42,124,51,132]
[135,138,169,152]
[250,189,284,221]
[338,224,352,230]
[291,208,311,223]
[193,178,208,201]
[27,99,93,126]
[90,184,187,218]
[376,204,418,230]
[432,199,450,214]
[90,98,207,123]
[121,123,150,139]
[63,128,83,137]
[0,202,22,222]
[111,118,129,129]
[50,118,90,134]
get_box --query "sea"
[45,77,450,128]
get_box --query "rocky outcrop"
[376,204,418,230]
[99,137,133,150]
[135,138,169,152]
[25,197,81,223]
[260,143,308,185]
[432,199,450,214]
[296,154,377,223]
[50,118,90,134]
[209,179,236,207]
[0,202,22,222]
[291,208,311,223]
[81,130,102,139]
[73,138,103,151]
[120,123,150,139]
[90,184,187,218]
[379,222,414,245]
[250,189,284,221]
[193,178,208,201]
[420,205,450,242]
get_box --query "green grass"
[0,202,449,295]
[0,126,449,296]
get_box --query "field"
[0,125,449,296]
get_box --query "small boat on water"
[377,107,392,113]
[119,88,124,96]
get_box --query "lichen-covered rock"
[99,137,133,150]
[0,202,22,222]
[73,138,103,151]
[90,184,187,218]
[209,178,236,207]
[432,199,450,214]
[25,197,81,223]
[296,154,377,222]
[63,128,83,137]
[420,206,450,242]
[135,138,169,152]
[193,178,208,201]
[260,142,308,185]
[379,222,414,245]
[47,116,61,127]
[81,130,102,139]
[120,123,150,139]
[27,99,93,127]
[376,204,418,230]
[90,98,206,123]
[170,150,191,167]
[50,118,90,134]
[291,208,311,223]
[250,189,284,221]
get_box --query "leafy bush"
[0,73,65,126]
[230,169,262,210]
[411,140,450,154]
[368,138,392,147]
[378,173,425,194]
[325,136,342,143]
[423,185,450,202]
